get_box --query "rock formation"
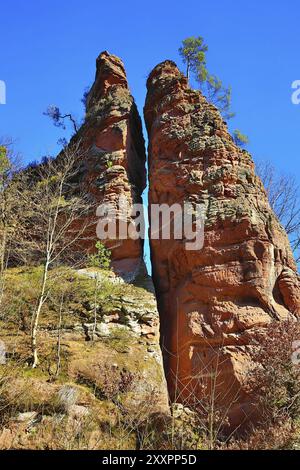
[144,60,300,426]
[73,51,146,278]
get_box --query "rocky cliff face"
[144,60,300,425]
[74,51,146,279]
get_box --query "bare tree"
[256,160,300,265]
[53,294,64,379]
[16,143,95,367]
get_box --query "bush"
[74,362,135,402]
[247,321,300,422]
[88,242,111,270]
[242,321,300,449]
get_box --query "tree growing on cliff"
[179,36,235,120]
[44,86,90,145]
[232,129,249,148]
[179,36,208,83]
[44,105,79,134]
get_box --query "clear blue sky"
[1,0,300,272]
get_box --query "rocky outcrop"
[74,52,146,278]
[0,266,169,449]
[144,60,300,427]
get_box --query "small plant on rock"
[87,242,111,340]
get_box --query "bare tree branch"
[256,160,300,266]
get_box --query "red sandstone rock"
[74,51,146,278]
[144,60,300,427]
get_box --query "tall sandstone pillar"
[144,60,300,425]
[68,53,169,411]
[72,51,146,278]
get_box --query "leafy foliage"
[88,241,111,270]
[179,36,235,120]
[232,129,249,147]
[179,36,208,81]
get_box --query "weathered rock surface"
[74,51,146,278]
[144,60,300,426]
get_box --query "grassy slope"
[0,266,167,449]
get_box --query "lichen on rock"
[144,59,300,428]
[71,51,147,280]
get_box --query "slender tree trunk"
[31,259,49,368]
[54,296,63,378]
[0,226,8,306]
[92,274,99,341]
[208,402,215,450]
[186,60,190,84]
[0,228,7,274]
[0,187,8,276]
[208,358,219,450]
